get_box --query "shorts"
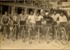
[28,23,35,28]
[59,22,66,27]
[3,21,8,25]
[13,21,18,25]
[20,21,26,25]
[36,21,41,25]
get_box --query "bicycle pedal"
[29,41,32,44]
[16,38,18,40]
[46,41,50,44]
[12,39,15,41]
[38,41,40,43]
[32,38,35,40]
[22,39,25,42]
[55,40,59,43]
[7,37,10,39]
[2,38,4,41]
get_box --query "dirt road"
[0,37,70,49]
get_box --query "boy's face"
[60,12,64,16]
[53,11,56,15]
[14,13,17,16]
[30,11,33,15]
[21,11,24,14]
[5,12,7,15]
[37,13,40,16]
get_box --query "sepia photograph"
[0,0,70,49]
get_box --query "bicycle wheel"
[55,28,61,43]
[12,26,16,41]
[46,27,53,43]
[37,27,40,43]
[9,26,13,38]
[28,27,32,44]
[60,27,69,45]
[22,27,26,42]
[2,26,6,40]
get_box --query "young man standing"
[12,12,19,40]
[57,12,67,24]
[19,11,27,42]
[27,11,37,43]
[1,12,10,39]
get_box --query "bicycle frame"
[20,25,26,42]
[55,23,69,45]
[2,24,8,40]
[37,25,42,43]
[9,25,13,38]
[12,24,18,41]
[27,23,35,44]
[45,26,53,43]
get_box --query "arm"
[64,16,67,22]
[27,16,31,23]
[7,17,10,25]
[1,16,4,25]
[17,15,20,25]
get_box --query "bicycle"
[9,25,13,39]
[9,20,14,39]
[27,23,35,44]
[1,22,10,40]
[41,19,53,43]
[2,24,8,40]
[55,22,69,45]
[35,21,42,43]
[45,25,53,43]
[1,16,10,40]
[12,22,18,41]
[37,25,42,43]
[20,24,26,42]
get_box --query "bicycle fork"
[21,26,26,42]
[28,27,34,44]
[38,27,40,43]
[2,26,6,40]
[12,25,17,41]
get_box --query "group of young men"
[0,9,68,41]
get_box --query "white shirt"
[13,15,17,21]
[28,15,36,24]
[51,14,60,21]
[41,20,46,25]
[45,12,49,16]
[20,14,25,21]
[2,15,9,23]
[36,15,43,21]
[57,15,67,24]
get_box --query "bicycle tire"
[12,26,17,41]
[37,27,40,43]
[2,26,6,40]
[22,27,26,42]
[56,29,61,41]
[28,27,32,44]
[46,27,52,43]
[60,27,69,45]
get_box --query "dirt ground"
[0,32,70,49]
